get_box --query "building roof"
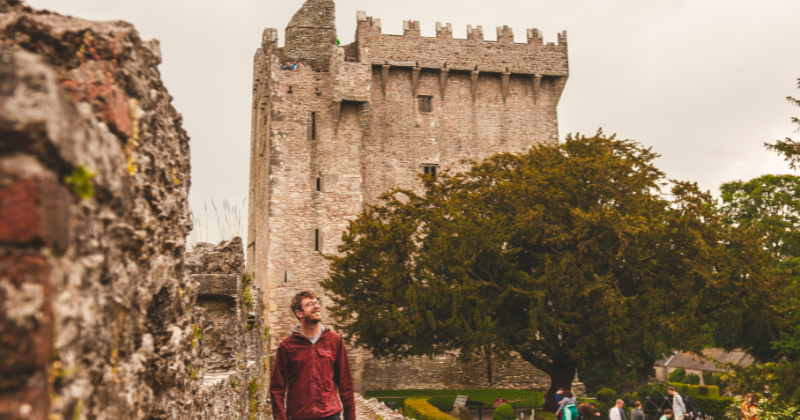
[655,349,755,373]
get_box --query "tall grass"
[188,198,246,248]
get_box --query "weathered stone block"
[0,170,71,252]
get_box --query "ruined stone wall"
[188,238,270,419]
[0,1,269,418]
[249,0,569,395]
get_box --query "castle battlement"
[357,13,565,46]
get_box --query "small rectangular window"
[284,271,288,283]
[316,177,321,192]
[315,229,320,251]
[418,95,433,113]
[423,165,437,176]
[311,112,317,139]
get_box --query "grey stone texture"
[248,0,570,394]
[0,1,268,418]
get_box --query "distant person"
[281,61,289,70]
[558,391,578,420]
[668,387,686,420]
[660,409,674,420]
[609,400,626,420]
[763,386,773,400]
[631,401,645,420]
[554,389,565,416]
[269,290,355,420]
[578,402,601,419]
[291,60,298,70]
[741,394,757,420]
[556,390,576,414]
[300,60,307,69]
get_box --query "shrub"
[669,368,686,383]
[405,398,457,420]
[685,374,701,385]
[536,412,557,420]
[494,404,515,420]
[596,388,617,404]
[692,396,734,420]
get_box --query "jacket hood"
[291,324,327,336]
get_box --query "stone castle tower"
[247,0,569,392]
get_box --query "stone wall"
[249,0,568,395]
[189,238,269,419]
[0,1,268,418]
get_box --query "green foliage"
[596,388,617,404]
[722,361,800,404]
[72,398,83,420]
[536,412,557,420]
[188,362,199,380]
[324,132,776,409]
[692,396,734,420]
[64,165,96,200]
[191,323,202,348]
[765,78,800,169]
[754,396,800,420]
[685,373,701,385]
[668,368,687,383]
[248,378,261,420]
[493,404,515,420]
[405,398,457,420]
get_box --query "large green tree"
[322,132,782,409]
[716,175,800,361]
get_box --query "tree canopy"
[322,132,786,409]
[765,78,800,168]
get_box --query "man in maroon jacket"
[270,291,356,420]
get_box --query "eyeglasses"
[304,300,321,309]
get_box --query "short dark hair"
[563,391,573,398]
[664,409,673,416]
[290,290,317,320]
[634,402,642,408]
[667,386,676,392]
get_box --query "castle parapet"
[356,14,568,77]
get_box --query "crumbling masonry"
[247,0,574,393]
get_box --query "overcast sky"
[26,0,800,244]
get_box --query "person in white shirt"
[609,400,626,420]
[668,387,686,420]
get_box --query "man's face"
[616,402,623,409]
[297,297,322,324]
[668,390,675,396]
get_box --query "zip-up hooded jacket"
[270,326,355,420]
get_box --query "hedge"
[636,383,719,398]
[405,398,457,420]
[691,396,734,420]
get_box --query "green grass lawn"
[364,389,544,413]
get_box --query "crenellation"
[436,22,453,38]
[527,28,543,45]
[249,0,569,394]
[497,25,514,43]
[558,30,568,46]
[403,20,422,36]
[467,24,484,40]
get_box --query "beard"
[303,310,321,325]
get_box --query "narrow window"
[315,229,320,251]
[418,95,433,113]
[284,271,288,283]
[316,177,321,192]
[311,112,317,139]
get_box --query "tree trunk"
[486,345,493,386]
[543,363,578,412]
[636,353,656,382]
